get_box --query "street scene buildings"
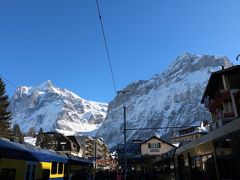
[0,65,240,180]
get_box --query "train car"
[66,154,94,180]
[0,138,68,180]
[0,138,93,180]
[174,118,240,180]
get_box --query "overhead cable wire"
[95,0,117,93]
[125,125,199,131]
[0,74,18,89]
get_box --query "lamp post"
[117,90,130,180]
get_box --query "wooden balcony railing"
[221,89,231,102]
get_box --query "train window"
[31,165,36,180]
[0,168,16,180]
[42,170,50,180]
[58,163,63,174]
[64,164,68,174]
[25,164,31,180]
[51,162,58,174]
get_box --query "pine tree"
[36,128,44,147]
[27,127,36,137]
[0,78,12,139]
[12,124,24,142]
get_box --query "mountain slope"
[92,53,233,147]
[10,80,108,135]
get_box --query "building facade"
[141,136,175,156]
[201,65,240,131]
[171,121,208,144]
[41,132,80,156]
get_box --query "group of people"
[71,168,168,180]
[94,169,164,180]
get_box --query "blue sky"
[0,0,240,102]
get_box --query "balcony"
[221,89,231,102]
[210,116,235,131]
[209,98,223,113]
[224,112,235,118]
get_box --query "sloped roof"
[201,65,240,103]
[0,138,68,162]
[141,135,175,147]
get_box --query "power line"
[0,74,18,89]
[126,125,199,131]
[95,0,117,93]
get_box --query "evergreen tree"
[0,78,12,139]
[36,128,44,147]
[27,127,36,137]
[12,124,24,142]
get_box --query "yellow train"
[0,138,93,180]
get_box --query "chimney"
[221,66,224,70]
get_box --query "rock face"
[92,53,233,147]
[10,80,108,135]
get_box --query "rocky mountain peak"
[35,80,54,91]
[92,53,234,148]
[166,53,232,77]
[10,81,108,135]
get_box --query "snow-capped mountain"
[91,53,233,147]
[10,80,108,135]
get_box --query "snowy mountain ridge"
[90,53,233,148]
[10,53,233,148]
[10,80,108,135]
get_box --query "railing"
[220,89,231,102]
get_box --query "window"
[58,163,63,174]
[42,170,50,180]
[216,122,219,129]
[0,168,16,180]
[25,164,31,180]
[148,143,161,148]
[64,164,68,174]
[51,162,58,174]
[32,165,36,180]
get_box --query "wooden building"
[41,132,80,156]
[171,121,208,144]
[201,65,240,131]
[141,135,175,156]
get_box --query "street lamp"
[236,54,240,61]
[117,90,130,180]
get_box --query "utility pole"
[123,105,127,180]
[117,90,130,180]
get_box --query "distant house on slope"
[170,120,209,144]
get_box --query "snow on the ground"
[24,136,36,146]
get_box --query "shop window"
[51,162,58,174]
